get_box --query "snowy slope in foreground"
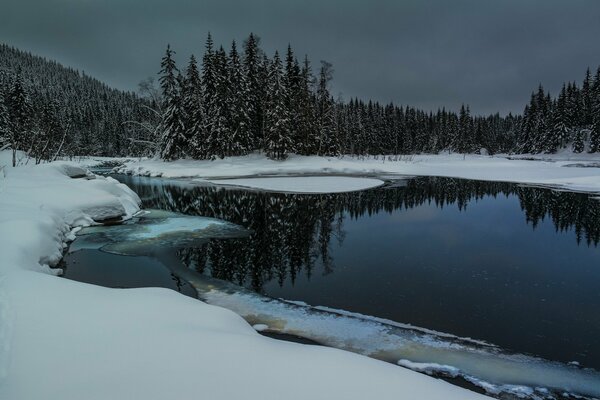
[0,154,490,399]
[207,176,384,193]
[117,153,600,194]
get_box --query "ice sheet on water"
[74,209,249,255]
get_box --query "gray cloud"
[2,0,600,114]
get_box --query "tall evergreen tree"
[243,33,264,150]
[0,91,10,152]
[158,44,186,160]
[227,40,251,154]
[316,61,339,156]
[297,55,317,155]
[284,44,301,152]
[590,67,600,153]
[7,71,32,166]
[264,51,292,160]
[183,55,204,157]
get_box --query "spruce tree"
[316,61,339,156]
[297,55,317,155]
[183,55,204,157]
[227,40,251,155]
[243,33,263,150]
[158,44,186,160]
[284,44,301,152]
[590,67,600,153]
[207,46,231,159]
[572,129,584,153]
[264,51,292,160]
[0,92,10,152]
[7,71,32,166]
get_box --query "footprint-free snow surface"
[206,176,385,193]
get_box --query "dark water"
[64,174,600,370]
[62,249,196,297]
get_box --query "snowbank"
[0,152,491,399]
[116,152,600,194]
[207,176,384,193]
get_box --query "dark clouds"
[2,0,600,114]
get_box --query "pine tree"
[582,68,593,126]
[35,99,63,163]
[572,129,584,153]
[264,51,292,160]
[158,44,186,160]
[243,33,263,150]
[206,46,231,159]
[7,71,32,166]
[316,61,339,156]
[297,55,317,155]
[0,91,10,152]
[284,44,301,152]
[590,67,600,153]
[182,55,204,157]
[227,40,251,155]
[458,104,473,154]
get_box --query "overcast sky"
[2,0,600,115]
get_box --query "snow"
[116,152,600,194]
[0,150,492,400]
[180,274,600,400]
[207,176,384,193]
[397,360,460,378]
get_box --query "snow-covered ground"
[116,152,600,194]
[0,150,490,399]
[207,176,384,193]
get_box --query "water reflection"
[120,175,600,292]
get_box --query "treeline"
[0,44,148,166]
[517,68,600,154]
[155,33,521,161]
[2,37,600,164]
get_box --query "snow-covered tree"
[264,51,292,160]
[7,71,32,166]
[227,40,251,154]
[158,45,186,160]
[182,55,204,158]
[316,61,339,156]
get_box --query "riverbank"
[115,152,600,194]
[0,151,490,399]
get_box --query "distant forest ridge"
[0,36,599,164]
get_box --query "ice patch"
[397,359,460,378]
[74,209,249,256]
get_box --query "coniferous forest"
[1,34,600,165]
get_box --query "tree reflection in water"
[123,176,600,292]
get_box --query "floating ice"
[74,209,249,256]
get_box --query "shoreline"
[113,152,600,195]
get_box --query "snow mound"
[206,176,384,193]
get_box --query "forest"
[1,34,600,165]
